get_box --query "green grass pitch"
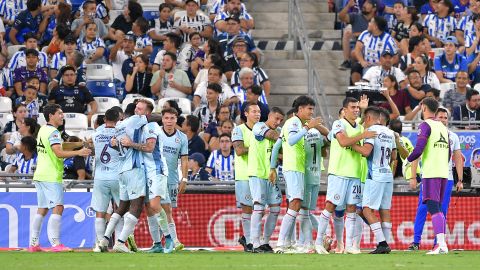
[1,251,480,270]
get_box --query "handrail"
[288,0,333,127]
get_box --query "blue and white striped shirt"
[12,153,37,174]
[206,150,234,181]
[174,13,211,43]
[0,0,26,22]
[357,30,398,64]
[50,51,66,71]
[0,68,13,89]
[457,14,474,37]
[210,0,247,17]
[77,37,105,63]
[77,0,108,20]
[214,10,252,36]
[232,85,268,105]
[423,14,457,46]
[134,34,153,51]
[8,50,49,70]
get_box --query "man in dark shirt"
[453,89,480,129]
[240,85,269,122]
[224,37,248,80]
[182,114,209,158]
[187,152,211,181]
[9,0,50,45]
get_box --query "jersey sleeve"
[180,134,188,156]
[331,119,346,138]
[364,126,376,146]
[206,152,215,169]
[144,123,159,141]
[49,130,62,146]
[232,126,243,142]
[253,122,269,141]
[452,133,461,151]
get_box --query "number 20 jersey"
[364,125,397,182]
[93,125,120,181]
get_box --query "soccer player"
[29,104,91,252]
[232,102,261,252]
[273,95,324,253]
[158,107,189,251]
[314,97,376,255]
[206,133,235,181]
[408,107,463,251]
[406,97,451,254]
[248,107,285,253]
[351,107,397,254]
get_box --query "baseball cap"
[124,31,136,41]
[189,153,206,167]
[64,35,76,44]
[443,36,458,46]
[381,49,395,57]
[225,14,240,23]
[366,0,377,7]
[232,36,247,46]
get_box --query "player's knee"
[53,205,64,215]
[426,200,441,214]
[288,199,301,211]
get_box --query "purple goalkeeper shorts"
[421,178,447,203]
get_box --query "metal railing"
[288,0,333,127]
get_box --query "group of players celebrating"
[233,95,462,255]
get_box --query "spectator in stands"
[175,0,212,43]
[351,16,398,85]
[64,136,91,180]
[423,0,456,48]
[13,49,48,96]
[209,0,248,21]
[384,0,405,34]
[413,54,441,89]
[338,0,377,70]
[453,89,480,129]
[393,7,419,55]
[45,21,72,57]
[443,71,470,112]
[77,22,106,64]
[240,85,269,123]
[15,85,43,119]
[48,65,97,121]
[404,87,442,120]
[202,104,232,147]
[191,38,224,78]
[188,152,211,181]
[420,0,438,19]
[456,0,480,47]
[434,36,468,82]
[217,16,258,60]
[193,65,237,108]
[232,67,267,107]
[152,32,181,72]
[0,0,24,26]
[214,0,254,36]
[49,34,76,80]
[177,32,202,79]
[194,82,222,130]
[43,4,72,47]
[193,53,227,90]
[183,115,208,157]
[0,53,13,97]
[160,99,185,128]
[50,51,86,91]
[150,51,192,98]
[2,104,27,134]
[108,0,143,40]
[71,0,108,40]
[9,0,50,45]
[404,69,430,109]
[231,52,270,95]
[148,3,174,52]
[125,54,153,97]
[464,14,480,56]
[7,136,37,175]
[131,17,153,56]
[426,87,441,100]
[362,49,406,87]
[206,133,234,181]
[110,31,136,91]
[399,36,426,73]
[5,117,38,155]
[465,15,480,85]
[380,74,411,116]
[8,33,48,73]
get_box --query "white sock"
[157,209,170,236]
[345,213,356,248]
[95,218,106,242]
[119,213,138,242]
[354,214,363,248]
[148,214,161,244]
[296,210,305,245]
[263,206,280,245]
[309,213,319,232]
[251,205,265,248]
[315,210,331,245]
[277,209,298,247]
[104,213,121,239]
[381,222,392,243]
[30,214,44,246]
[333,215,344,244]
[115,217,124,241]
[241,213,252,244]
[436,233,447,248]
[47,214,62,246]
[168,223,178,243]
[299,209,312,246]
[370,222,385,244]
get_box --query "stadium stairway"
[245,0,347,120]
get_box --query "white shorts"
[119,168,147,201]
[235,180,253,207]
[362,179,393,210]
[34,181,63,209]
[147,173,168,201]
[249,177,282,206]
[161,183,179,208]
[91,180,120,213]
[326,174,361,206]
[283,171,305,201]
[302,183,320,210]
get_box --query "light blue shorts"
[326,174,361,206]
[249,177,282,206]
[34,181,63,209]
[91,180,120,213]
[235,180,253,207]
[362,179,393,210]
[283,171,305,201]
[147,173,168,201]
[119,168,147,201]
[161,183,179,208]
[356,182,365,208]
[302,183,320,210]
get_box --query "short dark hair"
[164,51,177,62]
[440,0,454,14]
[219,133,232,140]
[162,107,179,117]
[96,115,105,126]
[209,65,223,75]
[407,69,420,77]
[83,0,95,9]
[21,136,37,153]
[165,100,182,115]
[422,97,439,113]
[270,107,285,116]
[411,22,424,33]
[135,17,150,34]
[189,32,201,41]
[378,107,391,125]
[27,0,41,11]
[185,115,200,133]
[43,104,62,122]
[25,48,39,57]
[427,88,441,98]
[409,36,423,53]
[207,82,222,93]
[293,95,315,110]
[105,108,120,122]
[159,3,172,12]
[26,76,40,84]
[128,0,144,22]
[24,117,39,136]
[165,32,182,49]
[467,89,480,101]
[84,21,97,30]
[373,16,388,33]
[243,102,258,113]
[23,32,37,42]
[249,85,263,96]
[389,118,402,134]
[364,106,380,119]
[436,107,449,116]
[343,97,358,108]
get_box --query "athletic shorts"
[362,179,393,210]
[34,181,63,209]
[91,180,120,213]
[147,173,168,202]
[422,178,448,203]
[283,171,305,201]
[235,180,253,207]
[161,183,179,208]
[326,174,361,206]
[249,177,282,206]
[302,183,320,210]
[119,168,147,201]
[356,182,365,208]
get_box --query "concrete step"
[251,29,341,40]
[250,12,335,30]
[267,68,350,87]
[262,50,344,61]
[262,58,347,69]
[246,1,328,13]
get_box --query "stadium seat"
[90,113,104,127]
[439,82,455,100]
[398,115,412,131]
[37,113,46,126]
[143,10,160,20]
[86,64,114,81]
[7,45,25,59]
[92,97,120,113]
[78,129,95,141]
[64,113,88,132]
[86,80,117,97]
[122,95,155,112]
[156,97,192,115]
[0,97,12,112]
[474,83,480,92]
[0,113,13,129]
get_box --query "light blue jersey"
[115,115,148,173]
[305,128,324,185]
[158,128,188,184]
[364,125,396,182]
[141,122,168,177]
[93,125,120,181]
[448,130,460,181]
